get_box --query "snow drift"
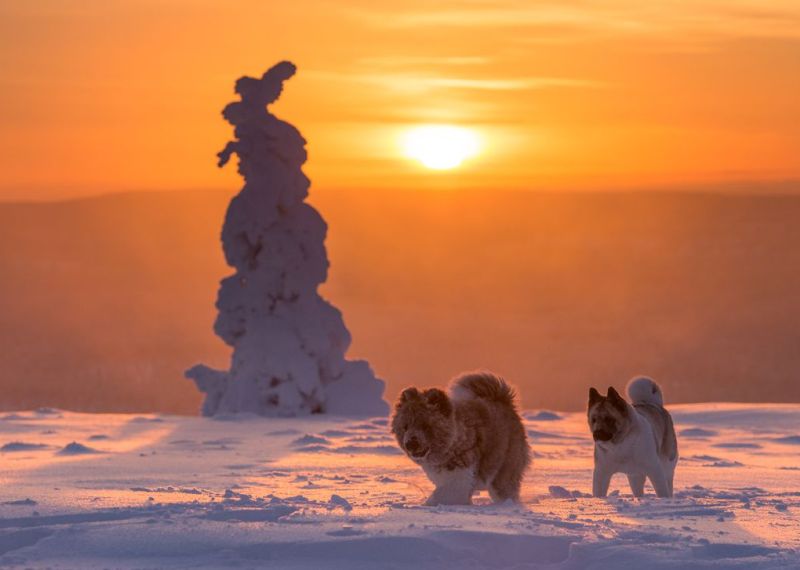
[186,62,387,417]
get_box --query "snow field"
[0,404,798,568]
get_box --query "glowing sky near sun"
[0,1,799,200]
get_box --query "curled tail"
[626,376,665,407]
[451,371,518,408]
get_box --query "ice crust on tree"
[186,62,388,417]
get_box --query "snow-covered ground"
[0,404,797,569]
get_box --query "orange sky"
[1,1,799,200]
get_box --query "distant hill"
[1,188,799,413]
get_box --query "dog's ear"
[398,387,420,406]
[606,387,628,413]
[424,388,453,416]
[589,387,602,404]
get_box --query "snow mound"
[185,62,387,418]
[57,442,100,455]
[772,435,800,445]
[3,498,37,506]
[679,427,718,438]
[548,485,574,498]
[525,410,563,421]
[292,434,331,446]
[0,442,50,452]
[328,494,353,511]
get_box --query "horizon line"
[1,178,800,206]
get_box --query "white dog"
[587,377,678,498]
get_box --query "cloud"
[362,6,609,30]
[307,70,603,94]
[348,1,800,44]
[355,56,491,67]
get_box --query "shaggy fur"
[391,371,531,505]
[587,377,679,498]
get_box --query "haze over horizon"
[2,178,800,205]
[2,188,799,414]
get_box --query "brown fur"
[392,372,531,505]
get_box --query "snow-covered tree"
[186,62,388,417]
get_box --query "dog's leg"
[646,465,671,498]
[627,473,646,497]
[592,466,612,498]
[488,474,520,504]
[665,460,676,496]
[488,456,526,503]
[425,468,475,506]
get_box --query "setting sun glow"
[402,125,481,170]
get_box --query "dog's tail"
[451,371,518,408]
[626,376,665,407]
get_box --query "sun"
[402,125,481,170]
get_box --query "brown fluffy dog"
[391,372,530,505]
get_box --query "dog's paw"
[424,492,473,507]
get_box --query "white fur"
[422,465,476,506]
[592,406,677,498]
[626,376,663,406]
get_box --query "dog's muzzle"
[404,437,429,459]
[593,429,613,442]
